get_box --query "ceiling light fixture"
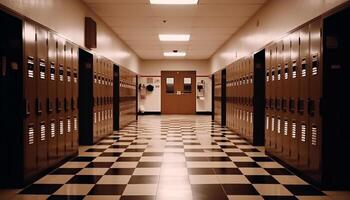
[150,0,198,5]
[159,34,190,41]
[164,51,187,57]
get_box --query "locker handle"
[56,98,62,112]
[71,98,75,110]
[36,98,42,115]
[25,100,30,116]
[289,98,295,113]
[297,98,304,114]
[64,98,67,111]
[47,98,53,113]
[307,98,315,116]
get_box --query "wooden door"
[161,71,196,114]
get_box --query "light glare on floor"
[159,34,190,41]
[164,52,187,57]
[150,0,198,5]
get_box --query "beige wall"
[140,59,211,76]
[0,0,140,73]
[210,0,348,73]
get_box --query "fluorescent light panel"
[150,0,198,5]
[159,34,190,41]
[164,52,187,57]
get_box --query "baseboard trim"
[196,111,212,115]
[139,112,161,115]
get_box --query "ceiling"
[83,0,267,60]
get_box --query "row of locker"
[0,16,79,186]
[265,19,322,182]
[226,57,254,143]
[213,70,223,125]
[92,56,114,142]
[118,67,138,129]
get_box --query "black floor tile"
[47,195,85,200]
[265,168,293,175]
[67,175,102,184]
[88,184,126,195]
[128,175,159,184]
[222,184,259,195]
[284,185,324,196]
[99,152,122,157]
[142,152,164,156]
[120,196,156,200]
[85,149,105,152]
[188,168,215,175]
[51,168,82,175]
[213,168,242,175]
[207,157,232,161]
[191,184,228,200]
[252,157,274,162]
[86,162,114,168]
[105,168,135,175]
[263,196,298,200]
[186,157,209,161]
[71,157,96,162]
[137,162,162,168]
[246,175,279,184]
[117,157,141,162]
[20,184,62,194]
[124,149,145,152]
[234,162,260,168]
[226,152,247,157]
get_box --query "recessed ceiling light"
[159,34,190,41]
[150,0,198,5]
[164,51,187,57]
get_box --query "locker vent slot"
[292,122,296,138]
[301,124,306,142]
[27,58,34,78]
[284,64,289,80]
[59,65,64,81]
[59,120,64,135]
[102,111,105,121]
[266,70,269,82]
[311,126,317,146]
[98,112,101,122]
[50,121,55,138]
[39,60,46,79]
[312,55,318,75]
[246,111,249,122]
[74,117,78,131]
[266,116,269,130]
[74,71,78,83]
[67,118,71,133]
[292,62,297,79]
[277,118,281,133]
[28,125,35,145]
[250,75,253,84]
[277,66,281,80]
[67,68,71,82]
[50,63,55,80]
[284,120,288,136]
[98,76,101,84]
[301,59,307,77]
[271,68,275,81]
[94,112,97,123]
[271,117,275,132]
[250,112,253,124]
[94,74,97,83]
[40,122,46,141]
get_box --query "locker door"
[226,66,230,129]
[23,21,38,180]
[270,44,277,154]
[282,35,291,161]
[249,57,254,141]
[298,25,310,170]
[276,41,284,157]
[35,26,49,171]
[265,46,271,152]
[72,46,79,152]
[308,19,322,180]
[56,37,66,160]
[47,32,58,166]
[289,30,300,166]
[65,43,73,155]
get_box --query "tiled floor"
[4,115,350,199]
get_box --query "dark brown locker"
[270,44,277,154]
[56,37,66,160]
[282,35,291,161]
[93,56,98,139]
[265,46,271,152]
[298,25,310,170]
[214,71,222,125]
[72,46,79,152]
[47,32,58,167]
[275,41,283,157]
[308,19,322,181]
[289,30,300,166]
[23,21,38,181]
[65,43,73,155]
[35,26,49,171]
[248,57,254,141]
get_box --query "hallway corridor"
[14,115,334,200]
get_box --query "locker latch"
[25,100,30,116]
[36,98,42,115]
[297,98,304,114]
[56,98,62,112]
[307,98,315,116]
[289,98,295,113]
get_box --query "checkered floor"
[18,115,329,200]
